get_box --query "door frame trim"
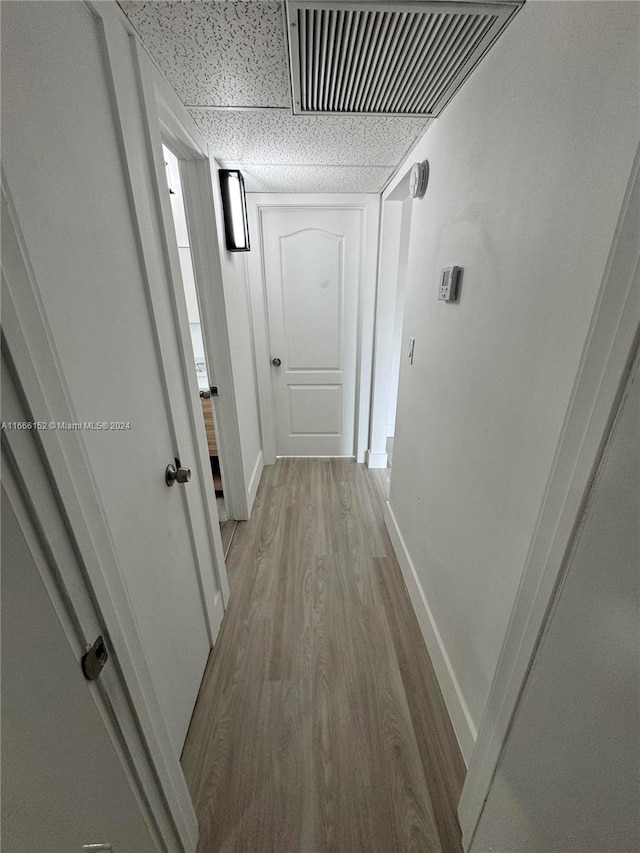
[130,30,249,525]
[367,191,414,468]
[246,194,381,464]
[1,179,197,851]
[458,141,640,849]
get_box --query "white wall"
[471,354,640,852]
[383,0,640,757]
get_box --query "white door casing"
[367,192,414,469]
[261,207,362,457]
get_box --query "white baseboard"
[384,500,477,765]
[247,450,263,517]
[366,449,389,469]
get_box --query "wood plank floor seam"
[181,459,465,853]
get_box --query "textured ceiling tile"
[119,1,291,107]
[119,1,434,192]
[189,109,429,166]
[234,164,394,194]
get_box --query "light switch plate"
[438,266,461,302]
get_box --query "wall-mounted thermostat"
[438,266,462,302]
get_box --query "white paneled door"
[262,208,362,456]
[1,484,156,852]
[2,0,223,762]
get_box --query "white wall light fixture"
[219,169,250,252]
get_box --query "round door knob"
[165,463,191,486]
[272,357,282,367]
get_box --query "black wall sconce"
[219,169,250,252]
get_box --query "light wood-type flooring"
[182,458,465,853]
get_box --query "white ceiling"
[119,0,432,193]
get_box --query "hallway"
[181,459,465,852]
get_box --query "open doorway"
[162,144,237,556]
[368,182,413,470]
[385,195,413,470]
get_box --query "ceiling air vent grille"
[286,2,522,116]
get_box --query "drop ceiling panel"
[188,108,429,165]
[119,0,522,193]
[233,164,394,193]
[119,0,291,107]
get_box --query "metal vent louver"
[286,1,522,116]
